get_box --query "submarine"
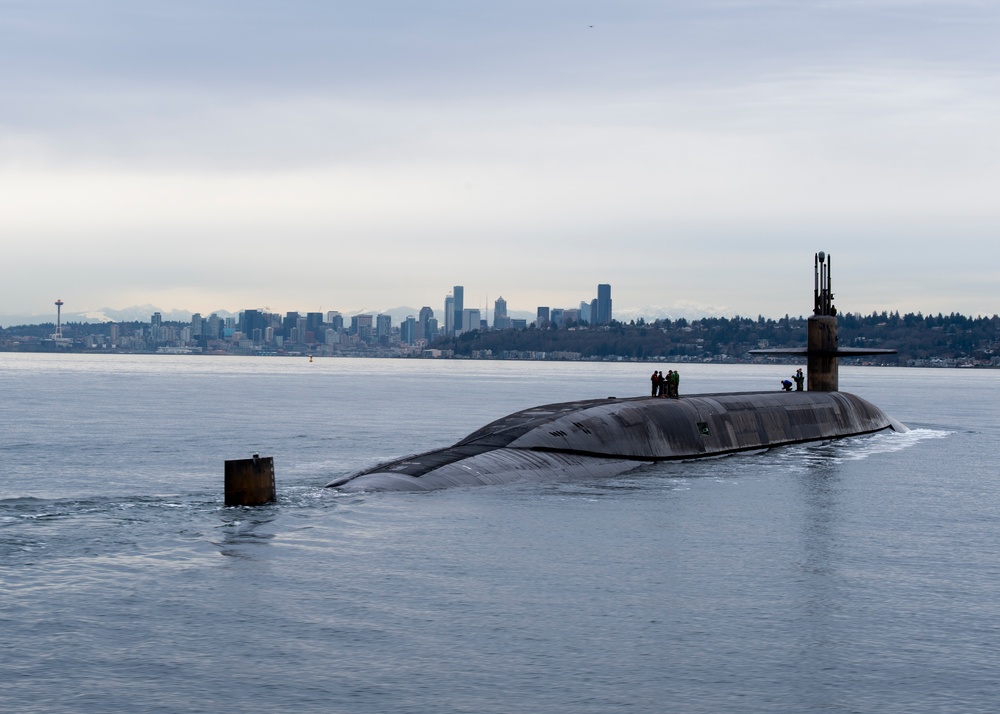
[327,252,905,492]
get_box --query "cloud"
[2,1,999,318]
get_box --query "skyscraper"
[493,296,509,330]
[444,294,455,335]
[453,285,464,336]
[462,308,481,334]
[596,284,612,325]
[418,306,434,341]
[306,312,324,336]
[283,312,300,340]
[401,316,417,344]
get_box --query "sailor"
[670,369,680,398]
[650,370,660,398]
[793,368,804,391]
[781,379,793,391]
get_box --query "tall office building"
[283,312,300,340]
[401,316,417,344]
[452,286,464,336]
[463,309,481,334]
[306,312,325,336]
[596,284,612,325]
[351,314,374,342]
[206,314,222,340]
[242,309,270,343]
[418,306,434,341]
[376,314,392,342]
[493,296,508,329]
[536,306,550,327]
[151,311,163,342]
[444,294,455,335]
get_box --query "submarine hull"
[328,391,905,492]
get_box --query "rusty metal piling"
[224,454,276,506]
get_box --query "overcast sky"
[3,0,998,322]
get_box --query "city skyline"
[7,281,616,330]
[4,2,999,319]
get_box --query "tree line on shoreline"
[430,311,1000,363]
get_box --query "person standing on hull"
[650,370,659,397]
[670,369,680,398]
[663,370,672,398]
[793,368,805,391]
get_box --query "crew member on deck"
[793,368,804,391]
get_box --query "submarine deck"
[336,390,897,485]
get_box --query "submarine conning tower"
[809,251,838,392]
[750,251,897,388]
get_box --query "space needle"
[54,299,64,339]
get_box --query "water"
[1,354,998,713]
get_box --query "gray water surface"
[1,355,996,713]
